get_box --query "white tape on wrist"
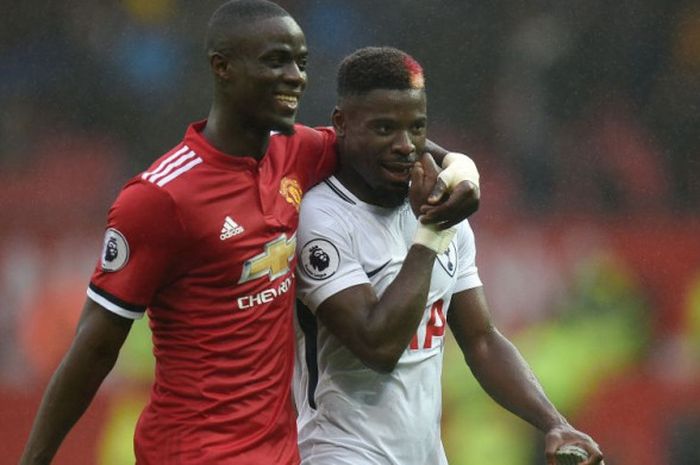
[413,223,457,254]
[439,152,480,189]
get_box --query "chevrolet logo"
[238,233,297,284]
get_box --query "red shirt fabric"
[88,121,337,465]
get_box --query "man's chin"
[271,118,296,136]
[379,188,409,208]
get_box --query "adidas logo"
[220,216,244,240]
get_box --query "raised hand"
[408,152,441,218]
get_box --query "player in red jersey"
[18,2,479,465]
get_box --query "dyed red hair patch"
[403,55,425,89]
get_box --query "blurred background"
[1,0,699,464]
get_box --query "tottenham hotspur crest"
[300,239,340,280]
[436,241,457,277]
[100,228,129,272]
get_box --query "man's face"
[334,88,427,207]
[220,16,308,134]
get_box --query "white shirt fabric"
[294,176,482,465]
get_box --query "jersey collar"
[184,120,271,171]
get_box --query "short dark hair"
[336,46,425,99]
[206,0,290,52]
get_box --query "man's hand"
[419,179,479,229]
[544,424,604,465]
[419,152,480,229]
[408,152,440,218]
[409,153,456,254]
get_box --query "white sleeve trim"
[86,288,145,320]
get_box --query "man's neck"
[334,168,377,206]
[202,105,269,159]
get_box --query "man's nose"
[392,131,416,158]
[283,62,306,87]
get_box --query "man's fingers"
[421,181,479,226]
[420,151,440,178]
[427,178,448,204]
[418,206,460,229]
[410,160,424,188]
[420,152,443,205]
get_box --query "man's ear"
[331,106,345,136]
[209,51,231,81]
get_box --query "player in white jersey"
[293,47,604,465]
[296,174,478,465]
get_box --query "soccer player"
[18,2,480,465]
[293,46,605,465]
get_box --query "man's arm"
[315,243,436,373]
[19,299,133,465]
[448,287,604,465]
[314,155,447,373]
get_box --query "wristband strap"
[413,223,457,254]
[439,152,480,189]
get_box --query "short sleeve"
[88,180,186,319]
[295,203,369,313]
[452,220,483,294]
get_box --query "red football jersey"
[88,121,337,465]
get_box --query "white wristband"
[413,223,457,254]
[439,152,480,189]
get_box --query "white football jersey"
[294,176,482,465]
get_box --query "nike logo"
[366,260,391,278]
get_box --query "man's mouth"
[382,162,414,183]
[274,93,299,111]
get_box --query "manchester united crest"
[280,177,302,211]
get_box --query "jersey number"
[409,299,446,350]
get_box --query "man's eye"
[375,125,392,135]
[296,58,308,71]
[263,55,287,67]
[411,124,426,135]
